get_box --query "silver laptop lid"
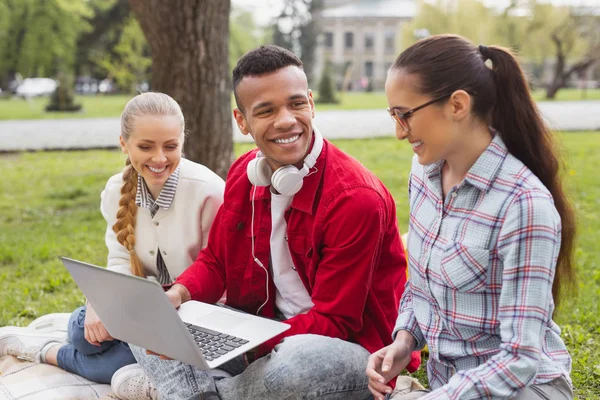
[61,257,209,369]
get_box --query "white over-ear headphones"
[246,128,324,196]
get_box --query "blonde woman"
[0,92,225,390]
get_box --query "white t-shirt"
[270,192,314,319]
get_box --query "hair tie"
[478,45,490,62]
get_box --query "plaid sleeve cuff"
[393,311,426,351]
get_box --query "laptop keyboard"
[185,323,249,362]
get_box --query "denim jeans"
[131,334,372,400]
[56,306,137,384]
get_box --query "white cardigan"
[100,158,225,280]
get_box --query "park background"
[0,0,599,397]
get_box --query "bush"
[316,61,339,104]
[46,74,82,112]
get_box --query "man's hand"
[166,283,191,309]
[84,303,114,346]
[366,331,416,400]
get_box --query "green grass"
[1,133,599,397]
[1,88,598,121]
[531,88,600,102]
[314,91,391,111]
[0,95,131,120]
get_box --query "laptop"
[61,257,290,369]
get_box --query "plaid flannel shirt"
[394,134,572,399]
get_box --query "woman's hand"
[366,331,416,400]
[84,303,114,346]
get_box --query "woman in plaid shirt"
[367,34,576,400]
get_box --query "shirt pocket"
[222,209,253,266]
[440,243,490,293]
[289,236,314,280]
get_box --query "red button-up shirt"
[176,139,420,371]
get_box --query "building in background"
[312,0,599,92]
[313,0,416,91]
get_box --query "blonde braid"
[112,158,146,278]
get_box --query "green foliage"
[400,0,599,98]
[94,16,149,93]
[92,5,264,90]
[1,133,600,397]
[401,0,498,50]
[0,0,93,79]
[402,0,595,65]
[516,3,591,64]
[229,8,262,71]
[0,2,9,46]
[74,0,130,79]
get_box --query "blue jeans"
[56,306,137,384]
[131,334,372,400]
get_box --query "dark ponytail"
[485,45,576,306]
[393,34,576,306]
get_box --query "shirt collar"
[464,132,507,192]
[249,140,327,216]
[424,160,444,179]
[136,165,180,210]
[423,130,507,192]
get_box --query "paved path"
[0,101,598,151]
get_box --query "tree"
[500,2,599,98]
[544,10,600,98]
[299,0,323,84]
[0,0,94,81]
[316,60,338,104]
[271,0,323,84]
[74,0,131,78]
[95,16,151,93]
[401,0,500,50]
[129,0,233,179]
[229,7,261,72]
[46,72,82,112]
[402,0,600,99]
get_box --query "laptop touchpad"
[203,311,250,331]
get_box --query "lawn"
[0,95,130,120]
[0,88,598,121]
[1,132,599,397]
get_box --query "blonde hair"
[113,92,185,277]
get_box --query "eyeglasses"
[387,93,453,133]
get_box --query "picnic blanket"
[0,355,115,400]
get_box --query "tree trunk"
[547,33,567,99]
[545,80,562,100]
[129,0,233,179]
[547,28,600,100]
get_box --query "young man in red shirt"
[121,45,419,400]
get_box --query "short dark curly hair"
[232,45,303,111]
